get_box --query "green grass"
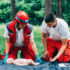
[0,24,44,57]
[33,26,44,56]
[1,24,70,58]
[0,24,5,55]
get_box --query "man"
[42,13,70,62]
[4,11,41,64]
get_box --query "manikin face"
[46,20,57,28]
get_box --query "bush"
[0,0,12,23]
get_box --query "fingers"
[43,53,46,58]
[43,52,49,58]
[50,57,52,59]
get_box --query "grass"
[33,26,44,56]
[0,24,5,55]
[0,24,44,57]
[0,24,70,58]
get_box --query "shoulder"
[6,21,14,34]
[42,20,47,27]
[57,18,68,26]
[27,24,33,32]
[41,20,47,29]
[42,20,46,25]
[6,21,13,27]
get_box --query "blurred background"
[0,0,70,25]
[0,0,70,57]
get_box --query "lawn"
[1,24,70,58]
[0,24,44,57]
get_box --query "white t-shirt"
[4,26,34,47]
[41,18,70,40]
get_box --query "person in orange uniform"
[4,11,42,64]
[0,52,4,59]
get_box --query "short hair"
[45,13,56,23]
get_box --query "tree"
[44,0,52,19]
[11,0,16,20]
[56,0,62,18]
[59,0,62,18]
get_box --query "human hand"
[36,55,42,64]
[43,50,49,58]
[4,53,8,64]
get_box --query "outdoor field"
[0,23,70,57]
[0,23,44,57]
[0,0,70,70]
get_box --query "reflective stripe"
[16,15,28,23]
[6,21,13,34]
[25,34,31,37]
[27,24,33,32]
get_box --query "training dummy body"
[6,58,39,66]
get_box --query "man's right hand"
[43,50,49,58]
[4,53,8,64]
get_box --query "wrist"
[36,55,40,59]
[44,49,48,52]
[36,55,39,57]
[5,53,8,57]
[54,56,58,60]
[5,53,8,55]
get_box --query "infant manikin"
[6,58,39,66]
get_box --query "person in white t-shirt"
[3,11,42,64]
[42,13,70,62]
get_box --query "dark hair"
[45,13,56,23]
[16,22,20,30]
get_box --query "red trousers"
[45,37,70,62]
[8,45,36,60]
[0,53,4,59]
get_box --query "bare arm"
[42,32,48,51]
[42,32,49,58]
[5,38,10,54]
[30,39,38,55]
[50,38,68,62]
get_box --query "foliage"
[62,0,70,25]
[0,0,70,25]
[0,0,12,23]
[52,0,70,25]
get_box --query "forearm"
[5,39,10,54]
[30,39,38,55]
[5,43,9,54]
[54,38,68,60]
[42,37,48,51]
[54,45,67,59]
